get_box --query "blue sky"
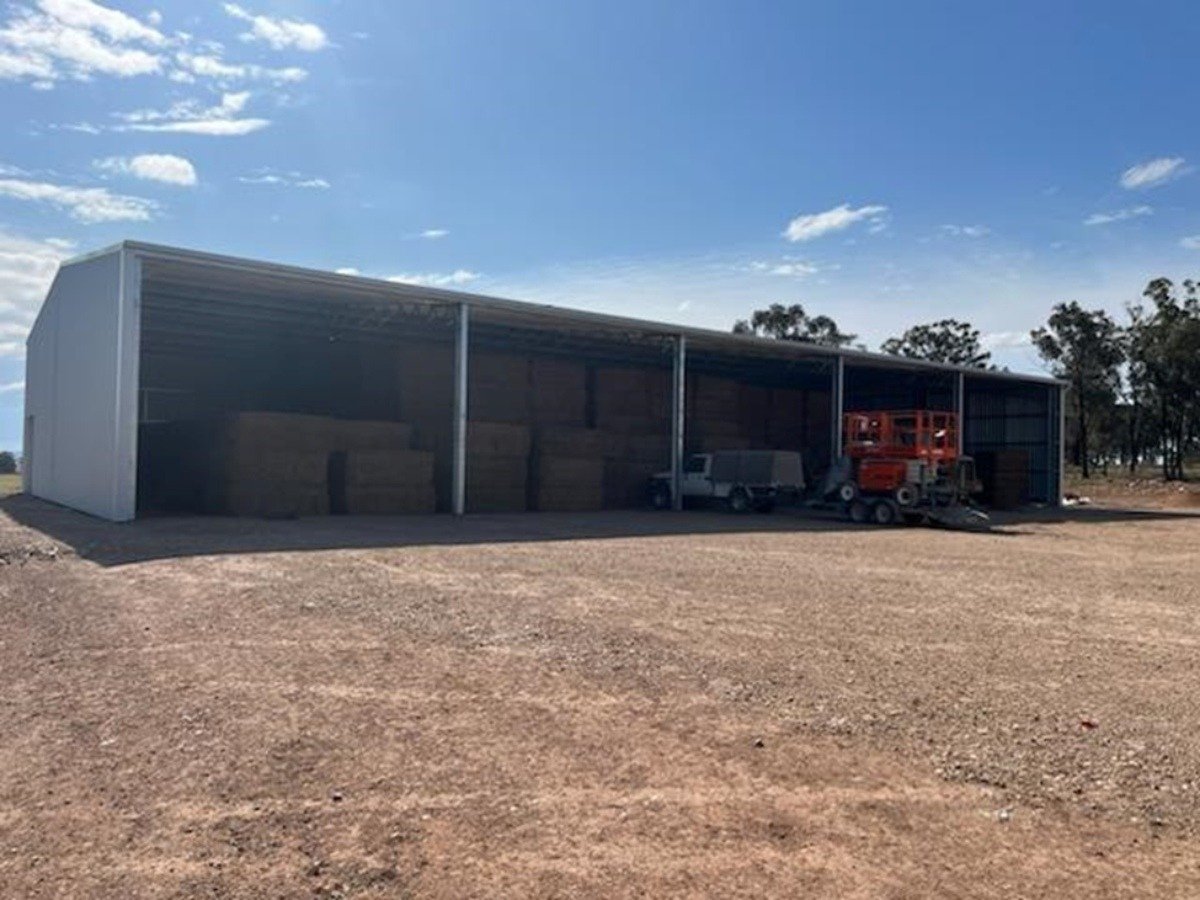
[1,0,1199,452]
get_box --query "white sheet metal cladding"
[22,247,140,521]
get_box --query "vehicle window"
[685,455,707,474]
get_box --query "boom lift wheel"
[871,499,900,526]
[848,498,870,524]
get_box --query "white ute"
[650,450,805,513]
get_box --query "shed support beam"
[954,371,965,454]
[670,335,687,511]
[1055,384,1066,506]
[452,303,469,516]
[831,356,845,462]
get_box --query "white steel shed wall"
[22,248,140,521]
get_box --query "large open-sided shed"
[23,241,1064,521]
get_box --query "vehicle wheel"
[728,488,752,514]
[837,481,859,503]
[872,499,899,526]
[754,499,776,514]
[848,498,870,523]
[650,482,672,510]
[894,484,918,507]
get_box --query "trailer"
[823,410,987,528]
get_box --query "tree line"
[733,278,1200,481]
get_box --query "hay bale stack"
[595,367,669,434]
[207,412,332,517]
[470,352,530,423]
[333,419,414,452]
[532,426,605,511]
[531,357,587,426]
[398,343,454,423]
[603,432,670,508]
[466,421,530,512]
[344,449,436,514]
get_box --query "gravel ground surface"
[2,496,1199,897]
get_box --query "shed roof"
[67,240,1063,387]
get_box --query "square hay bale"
[534,426,606,457]
[467,422,532,457]
[466,453,529,512]
[333,419,414,452]
[344,484,436,515]
[603,458,659,508]
[216,480,329,518]
[531,357,587,425]
[216,449,328,485]
[218,411,334,454]
[345,449,435,488]
[533,455,604,511]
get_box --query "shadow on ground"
[1,493,1196,568]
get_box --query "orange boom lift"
[828,410,982,526]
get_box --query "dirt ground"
[2,498,1200,898]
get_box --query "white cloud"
[980,331,1031,350]
[749,259,819,278]
[223,3,327,52]
[115,91,269,136]
[387,270,479,288]
[941,224,990,238]
[0,0,165,84]
[0,231,74,357]
[1120,157,1186,190]
[0,380,23,393]
[38,0,163,44]
[95,153,196,186]
[0,176,156,222]
[174,50,306,84]
[239,169,329,189]
[334,267,359,276]
[1182,235,1200,250]
[420,229,448,239]
[783,203,888,242]
[1083,205,1152,226]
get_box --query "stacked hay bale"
[342,448,436,514]
[530,357,587,426]
[206,412,332,517]
[531,426,605,511]
[603,432,670,508]
[466,422,531,512]
[470,352,530,423]
[334,419,435,515]
[595,366,670,436]
[397,342,454,510]
[688,374,751,452]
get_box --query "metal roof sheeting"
[67,240,1064,388]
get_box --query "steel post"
[452,303,469,516]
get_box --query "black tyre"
[871,499,899,526]
[848,498,870,523]
[650,482,672,510]
[728,487,752,514]
[837,481,859,504]
[754,499,776,514]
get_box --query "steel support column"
[1056,384,1066,506]
[670,335,687,511]
[831,356,845,461]
[451,303,469,516]
[955,371,965,454]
